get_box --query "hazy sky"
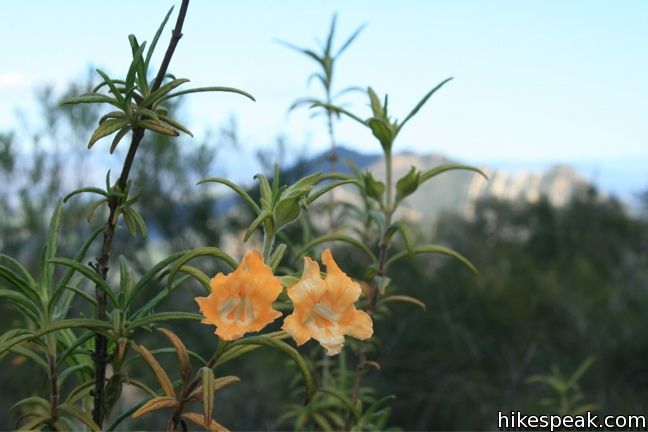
[1,1,647,194]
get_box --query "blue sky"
[1,1,647,196]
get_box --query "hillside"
[299,147,592,224]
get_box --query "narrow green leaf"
[126,312,203,331]
[17,414,49,431]
[123,347,206,369]
[231,335,314,402]
[139,119,179,136]
[96,69,125,105]
[125,39,147,91]
[128,251,186,305]
[118,255,131,309]
[158,328,191,390]
[50,226,103,311]
[359,395,396,422]
[569,357,595,387]
[145,6,174,72]
[9,346,48,370]
[63,187,108,203]
[187,376,240,404]
[159,86,256,103]
[0,319,112,354]
[244,210,272,242]
[57,331,94,367]
[309,102,366,126]
[48,258,118,306]
[141,78,189,107]
[255,173,273,210]
[293,233,377,263]
[313,413,334,432]
[367,87,383,118]
[197,177,260,214]
[0,265,39,304]
[166,247,236,293]
[128,207,148,239]
[0,254,37,289]
[58,364,93,386]
[384,222,414,256]
[269,244,287,272]
[397,77,453,134]
[128,35,148,94]
[386,244,477,274]
[319,388,360,421]
[306,179,357,205]
[11,396,50,412]
[98,110,126,125]
[276,38,326,67]
[335,22,367,58]
[176,265,211,293]
[130,275,190,320]
[201,367,215,426]
[40,200,63,295]
[132,343,175,398]
[377,295,426,311]
[93,79,126,93]
[58,402,101,432]
[59,93,121,108]
[110,125,132,154]
[181,412,229,431]
[0,289,40,323]
[324,13,337,56]
[89,118,129,148]
[419,163,489,184]
[122,208,138,238]
[106,397,151,431]
[131,396,177,418]
[288,96,321,113]
[158,114,193,137]
[85,198,107,223]
[213,331,289,368]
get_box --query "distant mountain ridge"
[300,146,592,223]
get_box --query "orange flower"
[195,250,282,341]
[282,249,373,356]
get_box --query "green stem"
[323,96,336,388]
[262,230,275,262]
[46,335,59,426]
[384,150,393,216]
[346,148,394,429]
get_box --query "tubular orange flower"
[195,249,282,341]
[282,249,373,356]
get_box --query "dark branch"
[91,0,191,427]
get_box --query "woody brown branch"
[91,0,191,426]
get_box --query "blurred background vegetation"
[0,76,647,430]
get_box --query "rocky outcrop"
[330,149,592,224]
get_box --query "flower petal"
[281,314,312,346]
[342,309,373,341]
[286,257,327,309]
[195,249,283,341]
[321,249,361,309]
[284,250,374,356]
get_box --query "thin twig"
[91,0,191,426]
[347,151,394,429]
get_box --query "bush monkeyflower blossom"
[195,249,282,341]
[282,249,373,356]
